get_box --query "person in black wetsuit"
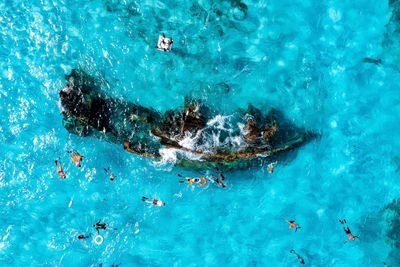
[93,219,108,234]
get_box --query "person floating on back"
[68,149,85,167]
[55,158,67,179]
[285,218,301,232]
[142,196,165,206]
[77,233,92,240]
[339,219,359,244]
[268,161,277,174]
[104,167,116,182]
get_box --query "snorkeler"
[216,167,225,181]
[268,161,277,174]
[93,219,116,234]
[178,174,198,184]
[77,233,92,240]
[211,167,226,188]
[285,218,301,232]
[68,149,85,167]
[142,196,165,206]
[104,167,116,182]
[156,33,173,52]
[55,158,66,179]
[339,219,359,244]
[290,250,305,264]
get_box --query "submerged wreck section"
[59,70,316,169]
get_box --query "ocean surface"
[1,0,400,266]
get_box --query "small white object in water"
[330,120,337,128]
[68,200,73,208]
[218,43,221,52]
[94,235,103,245]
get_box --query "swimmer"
[77,233,92,240]
[55,158,66,179]
[285,218,301,232]
[104,167,116,182]
[339,219,359,244]
[290,250,305,264]
[68,149,85,167]
[212,174,226,188]
[211,167,226,188]
[142,196,165,206]
[177,174,200,184]
[267,161,277,174]
[216,166,225,181]
[384,262,390,267]
[93,219,111,234]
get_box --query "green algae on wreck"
[59,69,316,169]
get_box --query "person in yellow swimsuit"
[68,149,85,167]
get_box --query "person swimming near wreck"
[339,219,359,244]
[177,174,207,186]
[104,167,116,182]
[142,196,165,206]
[55,158,66,179]
[68,149,85,167]
[285,218,301,232]
[211,167,226,188]
[268,161,277,174]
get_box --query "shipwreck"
[59,69,316,169]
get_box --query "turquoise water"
[1,0,400,266]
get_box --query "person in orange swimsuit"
[339,219,359,244]
[68,149,84,167]
[55,158,66,179]
[285,218,301,232]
